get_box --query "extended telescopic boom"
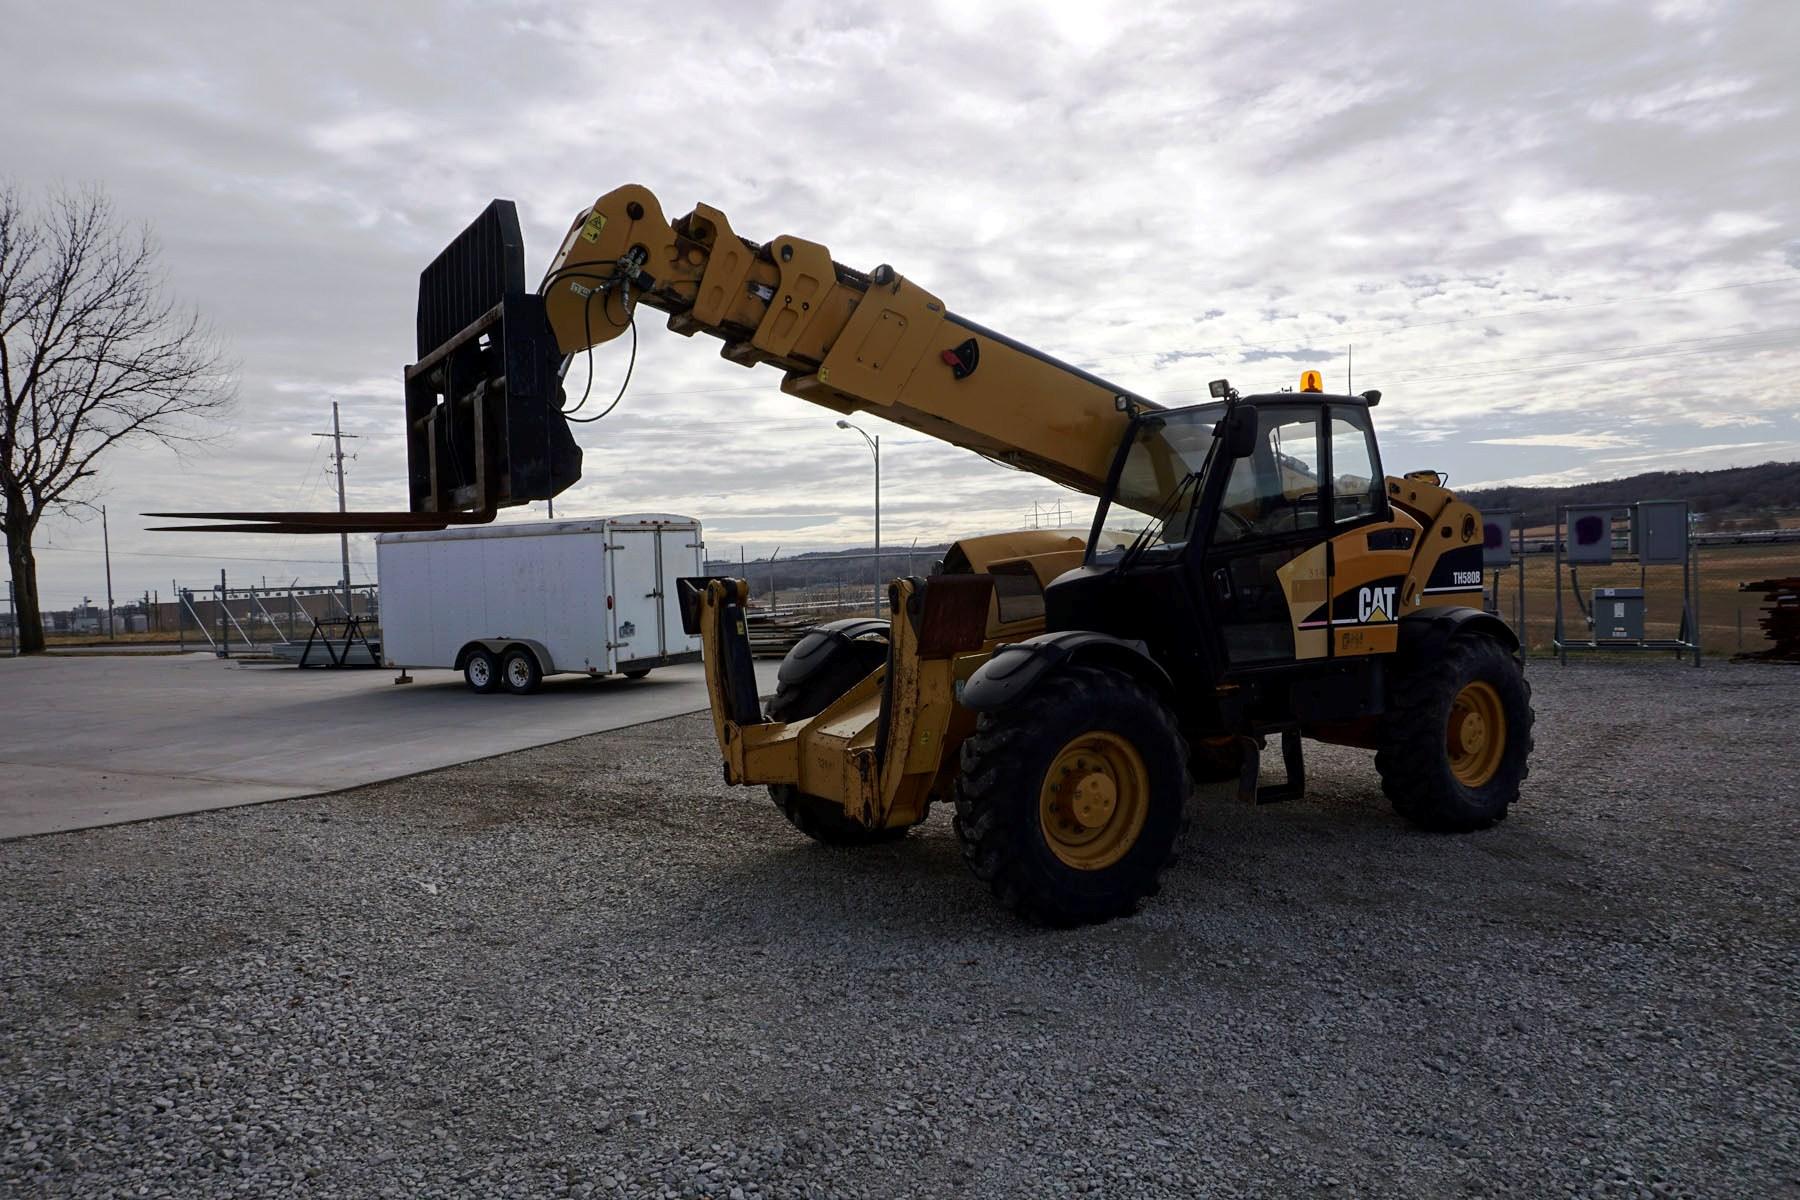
[152,185,1157,533]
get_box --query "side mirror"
[1220,404,1259,459]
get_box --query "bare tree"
[0,185,232,653]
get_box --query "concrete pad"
[0,653,778,838]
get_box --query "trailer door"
[658,524,704,657]
[609,526,664,667]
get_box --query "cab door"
[1199,404,1333,670]
[1321,406,1406,658]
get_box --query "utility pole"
[101,504,115,639]
[314,402,359,619]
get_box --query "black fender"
[960,630,1174,713]
[457,637,555,674]
[1397,605,1519,666]
[776,617,890,689]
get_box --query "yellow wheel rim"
[1038,731,1150,871]
[1446,680,1506,787]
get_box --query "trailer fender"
[1396,606,1519,666]
[960,631,1173,713]
[776,617,890,689]
[457,638,556,675]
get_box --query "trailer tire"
[623,668,652,680]
[501,647,543,695]
[953,665,1190,926]
[463,648,501,694]
[765,633,905,846]
[1377,633,1533,832]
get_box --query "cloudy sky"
[4,0,1796,608]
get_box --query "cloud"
[1239,348,1335,364]
[2,0,1796,604]
[1471,432,1643,450]
[1689,412,1770,429]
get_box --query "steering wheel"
[1216,508,1255,539]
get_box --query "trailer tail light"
[607,595,614,609]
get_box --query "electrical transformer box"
[1630,500,1689,565]
[1593,587,1645,642]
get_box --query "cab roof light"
[1299,370,1323,393]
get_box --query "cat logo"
[1357,585,1397,623]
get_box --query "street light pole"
[836,419,880,615]
[101,504,115,639]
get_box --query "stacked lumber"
[1737,577,1800,662]
[744,609,829,659]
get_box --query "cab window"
[1212,409,1323,543]
[1330,409,1383,523]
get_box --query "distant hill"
[707,462,1798,594]
[707,541,956,599]
[1459,461,1800,530]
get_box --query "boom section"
[544,184,1153,496]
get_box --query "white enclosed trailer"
[375,514,704,693]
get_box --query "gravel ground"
[2,661,1796,1199]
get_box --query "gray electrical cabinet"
[1593,587,1645,642]
[1481,511,1516,568]
[1566,505,1617,564]
[1631,500,1689,565]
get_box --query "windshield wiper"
[1114,470,1202,573]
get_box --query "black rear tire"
[1376,633,1533,831]
[953,666,1190,926]
[765,634,904,846]
[501,647,543,695]
[623,668,652,680]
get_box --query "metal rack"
[1481,510,1528,665]
[1553,501,1700,667]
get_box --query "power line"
[536,285,1800,418]
[35,543,361,567]
[1049,273,1800,367]
[1387,331,1800,386]
[1379,324,1799,376]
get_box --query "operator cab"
[1052,375,1391,687]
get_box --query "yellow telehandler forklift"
[158,185,1533,925]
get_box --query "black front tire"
[953,666,1190,926]
[464,649,501,694]
[1376,633,1534,831]
[765,634,904,846]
